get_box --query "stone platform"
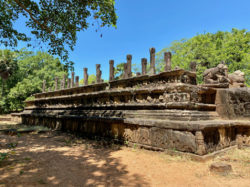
[20,51,250,156]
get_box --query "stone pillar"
[109,60,115,81]
[84,68,88,86]
[164,52,171,71]
[48,87,51,92]
[195,131,206,155]
[236,128,244,148]
[96,64,102,83]
[67,78,71,88]
[127,55,132,78]
[75,76,79,87]
[190,61,197,72]
[60,79,64,90]
[149,48,156,75]
[123,63,128,79]
[54,77,58,91]
[55,120,62,130]
[141,58,147,75]
[42,80,46,93]
[71,72,75,87]
[62,75,66,89]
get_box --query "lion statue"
[228,70,246,87]
[203,64,230,84]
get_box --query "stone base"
[21,113,250,156]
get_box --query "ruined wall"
[216,88,250,119]
[21,49,250,156]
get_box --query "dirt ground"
[0,122,250,187]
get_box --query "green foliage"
[0,50,18,80]
[79,74,96,85]
[0,49,67,113]
[114,62,126,80]
[88,74,97,84]
[156,29,250,85]
[114,62,140,80]
[0,153,8,162]
[0,0,117,62]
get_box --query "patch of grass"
[213,147,250,179]
[217,148,250,164]
[19,170,24,175]
[0,153,8,162]
[38,179,47,185]
[133,143,137,149]
[124,140,129,146]
[24,157,31,161]
[6,142,18,149]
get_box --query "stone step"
[22,109,220,122]
[0,117,11,121]
[124,111,220,121]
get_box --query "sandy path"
[0,131,249,187]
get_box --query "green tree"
[0,49,67,113]
[79,74,97,85]
[114,62,125,80]
[0,0,117,62]
[114,62,140,80]
[156,29,250,85]
[0,50,18,96]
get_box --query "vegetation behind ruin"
[156,29,250,85]
[0,49,67,113]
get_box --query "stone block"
[210,162,232,174]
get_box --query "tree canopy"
[0,0,117,61]
[156,29,250,86]
[0,49,67,113]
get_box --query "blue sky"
[2,0,250,80]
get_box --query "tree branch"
[13,0,51,33]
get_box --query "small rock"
[210,162,232,174]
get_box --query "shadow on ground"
[0,128,149,187]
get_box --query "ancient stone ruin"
[20,48,250,157]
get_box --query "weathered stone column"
[141,58,147,75]
[84,68,88,86]
[236,128,244,148]
[123,63,128,79]
[164,52,171,71]
[54,77,58,91]
[42,80,46,93]
[71,72,75,87]
[67,78,71,88]
[149,48,156,75]
[190,61,197,72]
[62,75,66,89]
[195,131,206,155]
[75,76,79,87]
[96,64,102,83]
[127,55,132,78]
[55,120,62,130]
[60,79,64,90]
[48,87,51,92]
[109,60,115,81]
